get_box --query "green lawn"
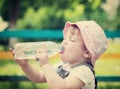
[0,58,120,76]
[0,59,120,89]
[95,59,120,76]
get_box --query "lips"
[59,45,65,54]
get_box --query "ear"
[84,50,91,59]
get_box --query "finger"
[35,52,40,62]
[35,57,40,61]
[9,47,15,56]
[9,47,14,52]
[35,50,41,61]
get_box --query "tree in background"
[102,0,120,30]
[16,0,107,29]
[0,0,20,46]
[0,0,119,30]
[0,0,20,28]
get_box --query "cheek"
[60,49,81,63]
[60,43,84,62]
[60,52,73,63]
[65,44,81,56]
[67,44,81,54]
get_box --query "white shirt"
[54,62,95,89]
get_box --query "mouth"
[59,45,65,54]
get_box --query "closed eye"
[70,38,76,42]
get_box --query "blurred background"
[0,0,120,89]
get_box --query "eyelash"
[69,38,75,42]
[64,34,76,42]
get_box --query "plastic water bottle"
[13,41,62,59]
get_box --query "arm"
[10,48,46,83]
[36,48,85,89]
[20,61,46,83]
[41,63,85,89]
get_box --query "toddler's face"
[60,25,86,63]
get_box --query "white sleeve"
[70,65,95,85]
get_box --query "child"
[11,20,108,89]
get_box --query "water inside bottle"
[13,41,62,59]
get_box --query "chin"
[60,53,72,63]
[60,54,67,62]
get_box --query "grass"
[0,82,49,89]
[106,39,120,53]
[0,58,60,76]
[0,59,120,89]
[0,39,120,89]
[98,82,120,89]
[95,59,120,76]
[0,58,120,76]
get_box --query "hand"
[35,45,49,66]
[10,48,29,67]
